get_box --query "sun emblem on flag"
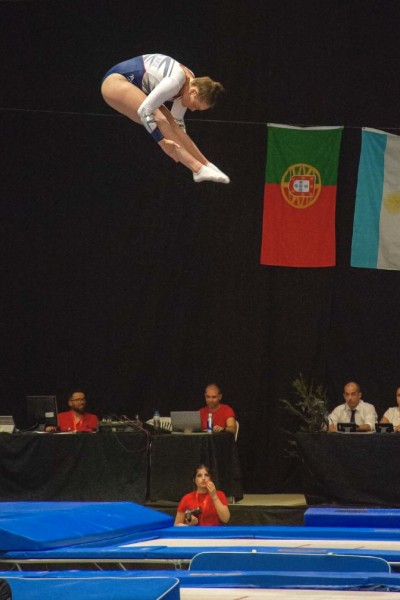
[383,192,400,214]
[281,163,322,208]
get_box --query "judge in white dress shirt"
[380,387,400,431]
[328,381,377,432]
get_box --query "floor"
[235,494,307,507]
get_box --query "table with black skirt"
[0,431,149,502]
[149,431,243,503]
[296,431,400,506]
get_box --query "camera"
[184,507,202,523]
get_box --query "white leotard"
[139,54,190,120]
[103,54,193,139]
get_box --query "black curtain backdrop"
[1,0,400,492]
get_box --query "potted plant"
[280,373,329,434]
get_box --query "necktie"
[350,409,356,423]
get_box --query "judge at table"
[380,386,400,432]
[328,381,377,432]
[199,383,237,434]
[58,390,99,432]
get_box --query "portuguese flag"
[260,124,343,267]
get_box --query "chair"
[227,420,240,505]
[146,416,172,431]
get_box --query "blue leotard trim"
[102,56,145,87]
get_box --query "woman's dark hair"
[192,464,211,479]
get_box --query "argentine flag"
[351,128,400,270]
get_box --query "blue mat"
[0,502,173,551]
[305,507,400,528]
[189,551,391,572]
[5,523,400,563]
[3,570,400,594]
[5,575,179,600]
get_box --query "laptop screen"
[170,411,202,433]
[0,416,15,434]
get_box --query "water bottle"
[153,410,161,431]
[207,412,213,434]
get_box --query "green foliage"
[280,374,329,433]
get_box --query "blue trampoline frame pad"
[3,569,400,598]
[3,502,400,570]
[0,574,180,600]
[305,507,400,529]
[3,503,400,596]
[0,501,173,551]
[5,524,400,567]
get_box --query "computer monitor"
[26,396,58,431]
[170,411,202,433]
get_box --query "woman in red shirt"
[174,464,230,526]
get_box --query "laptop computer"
[170,411,203,433]
[0,416,15,434]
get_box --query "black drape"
[149,432,242,503]
[0,433,148,502]
[297,432,400,507]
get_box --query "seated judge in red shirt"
[58,390,99,432]
[174,464,230,526]
[199,383,236,434]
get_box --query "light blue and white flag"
[351,127,400,270]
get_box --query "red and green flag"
[260,124,343,267]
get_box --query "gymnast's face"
[183,86,210,112]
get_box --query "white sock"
[206,162,230,182]
[207,162,225,174]
[193,165,230,184]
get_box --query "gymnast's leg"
[101,75,229,183]
[159,107,230,183]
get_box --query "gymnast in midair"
[101,53,230,184]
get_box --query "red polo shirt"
[58,411,98,432]
[199,404,235,430]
